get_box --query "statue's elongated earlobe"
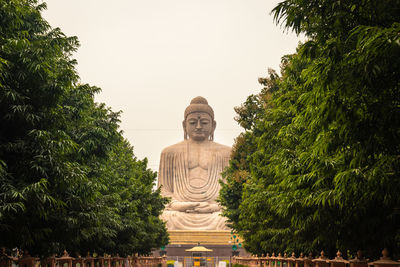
[184,127,187,139]
[210,120,216,141]
[183,120,187,140]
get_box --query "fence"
[0,249,167,267]
[231,249,399,267]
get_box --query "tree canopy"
[0,0,168,257]
[219,0,400,258]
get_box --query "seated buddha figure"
[157,96,231,230]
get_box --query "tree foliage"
[220,0,400,258]
[0,0,168,257]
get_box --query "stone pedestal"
[168,230,231,245]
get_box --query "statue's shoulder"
[210,141,231,156]
[161,140,187,155]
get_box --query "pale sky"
[42,0,301,172]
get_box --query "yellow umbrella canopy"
[185,246,213,252]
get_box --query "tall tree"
[0,0,168,257]
[218,69,280,236]
[220,0,400,258]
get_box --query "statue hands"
[168,201,220,213]
[168,201,200,212]
[187,202,220,213]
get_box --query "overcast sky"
[42,0,301,172]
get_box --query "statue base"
[152,230,248,257]
[168,230,231,245]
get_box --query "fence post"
[18,251,39,267]
[73,256,85,267]
[104,256,111,267]
[349,251,367,267]
[328,251,348,267]
[111,255,123,267]
[57,251,73,267]
[161,255,167,267]
[282,253,290,267]
[255,256,261,267]
[130,256,138,267]
[86,253,95,267]
[231,255,236,266]
[370,249,400,267]
[252,255,259,267]
[304,253,313,267]
[264,253,270,267]
[312,252,328,267]
[287,253,296,267]
[260,255,265,267]
[270,253,277,267]
[295,253,305,267]
[276,253,284,267]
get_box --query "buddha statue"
[158,96,231,230]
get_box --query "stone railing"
[231,249,400,267]
[0,249,167,267]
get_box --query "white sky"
[42,0,301,172]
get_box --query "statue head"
[183,96,216,141]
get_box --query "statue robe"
[158,140,231,230]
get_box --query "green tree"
[220,0,400,258]
[220,56,311,254]
[0,0,168,257]
[218,69,280,232]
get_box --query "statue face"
[184,112,215,141]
